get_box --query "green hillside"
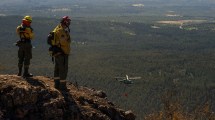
[0,15,215,120]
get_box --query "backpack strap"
[53,31,61,47]
[19,25,30,41]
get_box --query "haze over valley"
[1,0,215,17]
[0,0,215,120]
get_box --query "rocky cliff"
[0,75,135,120]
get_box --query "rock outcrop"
[0,75,135,120]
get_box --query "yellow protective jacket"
[53,24,71,55]
[16,25,34,40]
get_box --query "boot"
[54,79,60,89]
[23,67,33,78]
[59,80,69,91]
[17,65,22,76]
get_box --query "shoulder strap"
[19,25,28,40]
[52,30,61,47]
[29,26,33,32]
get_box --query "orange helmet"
[61,16,71,26]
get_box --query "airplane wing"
[129,77,141,80]
[114,77,126,80]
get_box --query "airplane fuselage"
[119,79,133,84]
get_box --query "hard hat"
[61,16,71,26]
[23,16,32,22]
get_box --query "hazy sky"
[0,0,214,8]
[1,0,215,5]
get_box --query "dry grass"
[144,90,215,120]
[144,101,215,120]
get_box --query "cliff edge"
[0,75,135,120]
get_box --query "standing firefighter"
[48,16,71,90]
[16,16,34,77]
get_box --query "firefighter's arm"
[16,26,20,36]
[59,33,70,45]
[25,27,34,40]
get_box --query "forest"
[0,15,215,119]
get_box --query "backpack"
[47,31,55,46]
[47,32,64,59]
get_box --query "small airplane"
[115,75,141,84]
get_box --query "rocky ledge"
[0,75,135,120]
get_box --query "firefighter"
[16,16,34,77]
[51,16,71,90]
